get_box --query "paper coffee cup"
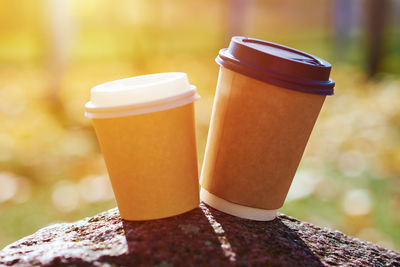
[200,37,335,221]
[85,73,200,221]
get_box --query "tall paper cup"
[85,73,200,221]
[200,37,335,221]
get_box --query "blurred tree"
[333,0,361,60]
[366,0,389,77]
[44,0,74,124]
[227,0,255,40]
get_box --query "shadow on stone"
[103,203,324,266]
[116,205,229,266]
[202,203,324,266]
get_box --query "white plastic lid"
[85,72,199,118]
[200,188,278,221]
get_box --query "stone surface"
[0,203,399,266]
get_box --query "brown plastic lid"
[216,36,335,95]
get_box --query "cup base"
[119,203,199,221]
[200,188,277,221]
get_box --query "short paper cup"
[85,73,200,221]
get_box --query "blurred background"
[0,0,399,251]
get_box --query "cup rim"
[216,36,335,95]
[85,85,199,119]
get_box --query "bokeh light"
[0,173,18,203]
[0,0,399,251]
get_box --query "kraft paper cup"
[85,73,200,221]
[200,37,335,221]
